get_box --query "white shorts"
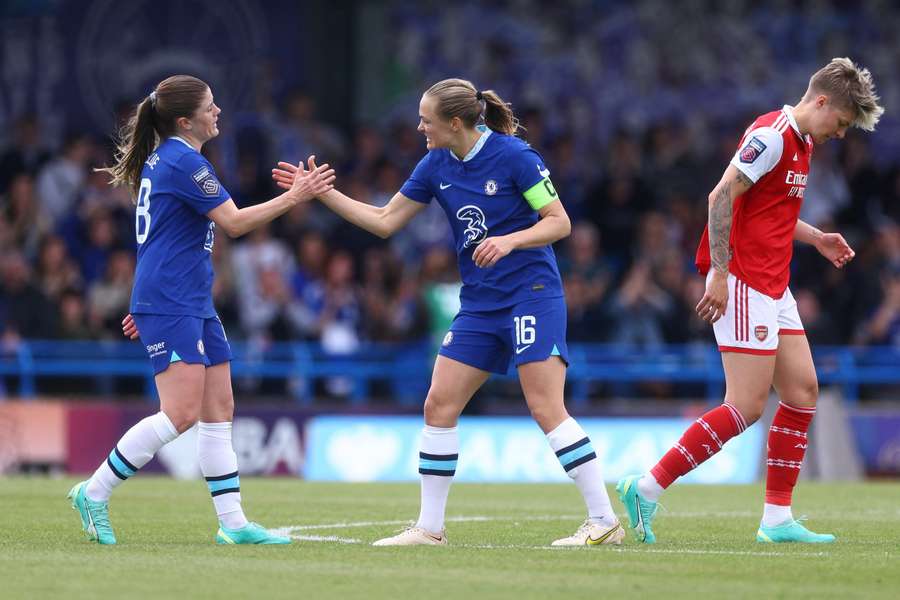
[708,271,804,355]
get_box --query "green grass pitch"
[1,478,898,599]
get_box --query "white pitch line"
[295,534,362,544]
[267,527,361,543]
[271,516,839,557]
[283,519,417,532]
[282,515,500,531]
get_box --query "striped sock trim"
[106,447,138,480]
[206,471,240,497]
[418,452,458,476]
[769,425,808,439]
[723,402,748,432]
[696,417,724,450]
[555,437,597,472]
[778,401,816,415]
[674,442,698,469]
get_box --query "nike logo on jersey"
[439,182,452,190]
[515,344,532,355]
[795,443,808,449]
[537,164,550,178]
[793,152,798,161]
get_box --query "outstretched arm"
[795,219,855,269]
[272,160,425,238]
[209,156,334,238]
[695,164,753,323]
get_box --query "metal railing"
[1,340,898,405]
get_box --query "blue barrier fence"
[1,340,898,405]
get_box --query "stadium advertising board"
[851,413,900,476]
[153,412,306,478]
[304,416,764,483]
[0,402,67,472]
[67,406,309,476]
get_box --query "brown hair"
[805,57,884,131]
[98,75,210,196]
[425,78,522,135]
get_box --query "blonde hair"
[425,78,522,135]
[805,57,884,131]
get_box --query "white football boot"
[372,526,448,546]
[551,519,625,546]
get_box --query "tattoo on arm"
[709,177,740,274]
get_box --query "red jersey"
[696,105,813,298]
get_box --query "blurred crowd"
[3,0,900,355]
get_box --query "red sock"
[650,403,746,488]
[765,401,815,505]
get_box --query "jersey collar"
[169,135,195,149]
[451,125,492,162]
[781,105,804,138]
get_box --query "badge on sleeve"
[739,136,767,164]
[192,166,221,197]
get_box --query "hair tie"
[149,91,157,107]
[475,91,483,101]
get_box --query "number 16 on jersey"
[514,315,536,346]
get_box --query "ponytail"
[425,78,523,136]
[480,89,521,136]
[98,96,158,197]
[96,74,210,198]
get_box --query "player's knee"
[166,407,199,433]
[742,404,765,425]
[203,398,234,422]
[527,403,551,428]
[732,395,767,425]
[786,379,819,409]
[526,400,566,433]
[423,390,458,426]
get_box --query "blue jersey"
[130,137,230,317]
[400,129,564,311]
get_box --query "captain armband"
[523,177,558,210]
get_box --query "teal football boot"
[757,518,835,543]
[216,522,292,545]
[616,474,659,544]
[68,481,117,545]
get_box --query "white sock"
[415,425,458,534]
[198,421,248,530]
[85,412,178,502]
[546,417,615,526]
[637,473,665,503]
[762,503,794,527]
